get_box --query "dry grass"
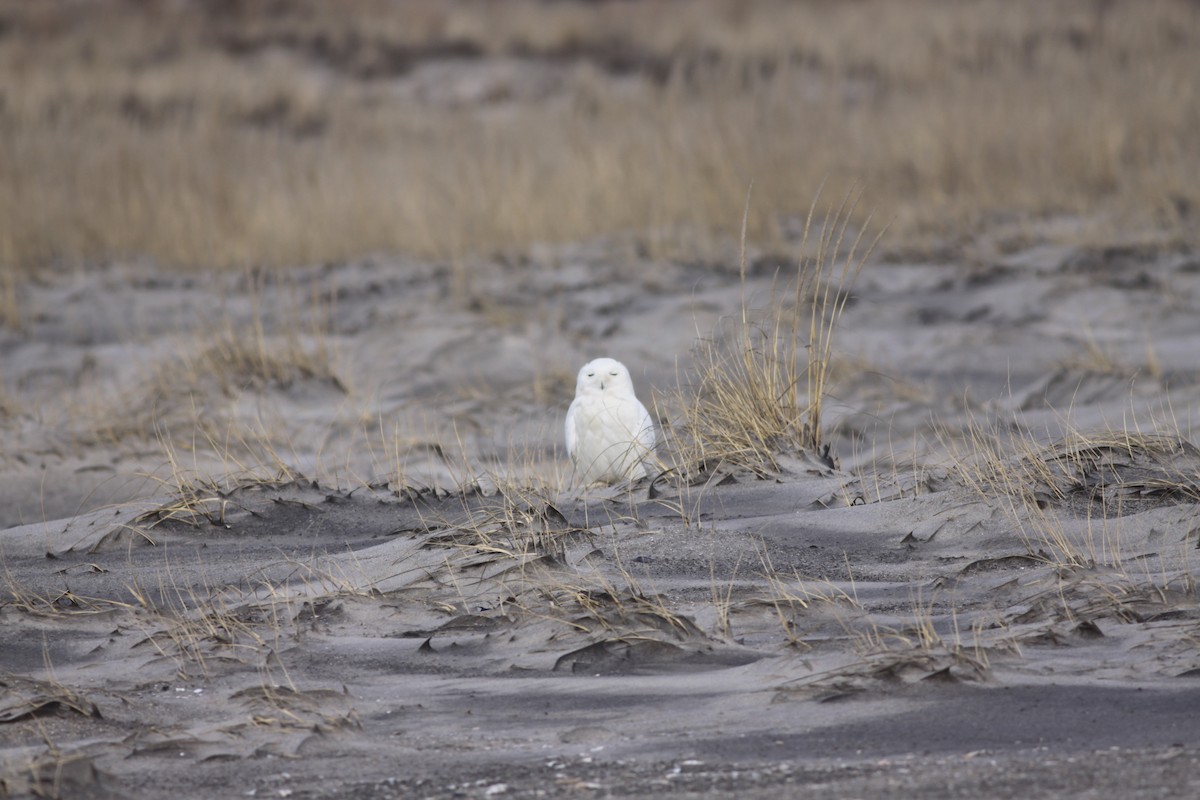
[749,541,1001,678]
[662,188,880,475]
[180,325,341,398]
[927,386,1200,650]
[0,0,1196,275]
[750,570,862,650]
[422,488,584,566]
[942,401,1200,618]
[774,607,998,696]
[952,416,1199,511]
[53,278,344,493]
[1056,327,1164,381]
[378,471,712,653]
[0,374,18,421]
[0,745,100,800]
[126,576,267,681]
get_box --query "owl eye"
[587,372,595,377]
[610,371,619,376]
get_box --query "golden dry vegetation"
[0,0,1197,276]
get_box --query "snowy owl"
[565,357,656,486]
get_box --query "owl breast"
[566,391,654,485]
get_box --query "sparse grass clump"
[944,405,1200,571]
[62,289,342,484]
[182,327,341,397]
[953,418,1199,515]
[665,190,882,476]
[422,488,585,564]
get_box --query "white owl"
[565,357,657,486]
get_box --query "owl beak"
[599,380,605,391]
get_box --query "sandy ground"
[3,227,1200,799]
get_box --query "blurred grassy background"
[0,0,1196,276]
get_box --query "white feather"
[565,357,656,485]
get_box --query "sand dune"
[3,228,1200,798]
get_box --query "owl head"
[575,357,635,397]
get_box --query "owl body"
[565,358,656,485]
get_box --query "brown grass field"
[0,0,1197,279]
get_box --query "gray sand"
[3,230,1200,798]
